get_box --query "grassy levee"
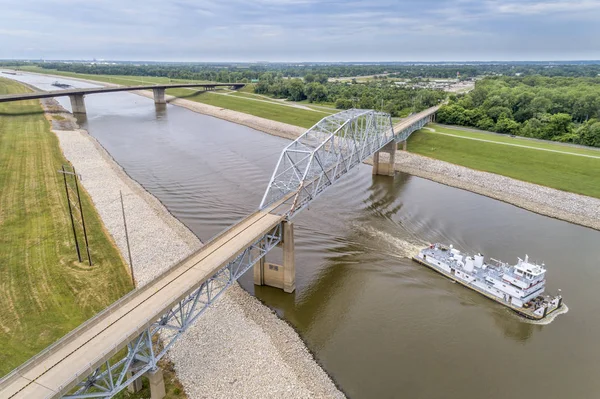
[165,88,325,128]
[407,127,600,199]
[0,78,133,375]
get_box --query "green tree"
[542,113,572,139]
[304,74,315,83]
[495,116,521,134]
[305,82,328,103]
[578,120,600,147]
[286,79,306,101]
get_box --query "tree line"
[437,76,600,147]
[4,61,600,82]
[254,73,445,116]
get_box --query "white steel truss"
[394,116,431,142]
[260,109,394,217]
[52,223,283,399]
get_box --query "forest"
[437,76,600,147]
[253,73,445,116]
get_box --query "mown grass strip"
[0,77,133,375]
[407,127,600,198]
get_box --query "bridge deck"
[392,106,440,132]
[0,210,283,399]
[0,83,244,102]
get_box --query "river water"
[5,71,600,399]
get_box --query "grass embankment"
[408,123,600,198]
[0,78,185,398]
[166,88,326,128]
[0,78,132,373]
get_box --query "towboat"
[413,244,565,320]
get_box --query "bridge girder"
[260,109,394,218]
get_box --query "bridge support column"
[372,141,396,176]
[148,368,166,399]
[68,94,87,114]
[282,221,296,293]
[254,244,265,286]
[253,221,295,293]
[400,140,407,151]
[126,372,143,394]
[153,88,166,104]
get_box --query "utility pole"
[61,165,82,262]
[73,167,92,266]
[120,191,135,287]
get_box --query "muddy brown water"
[5,72,600,399]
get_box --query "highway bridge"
[0,105,438,399]
[0,82,245,114]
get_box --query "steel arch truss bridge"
[260,109,394,217]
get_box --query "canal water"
[5,72,600,399]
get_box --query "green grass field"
[0,78,134,375]
[408,124,600,198]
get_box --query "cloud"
[0,0,598,61]
[489,0,600,15]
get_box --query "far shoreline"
[10,69,600,232]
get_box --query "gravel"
[42,99,344,398]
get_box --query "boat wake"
[354,224,425,259]
[523,304,569,325]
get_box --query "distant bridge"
[0,82,245,114]
[0,106,438,399]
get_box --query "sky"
[0,0,599,62]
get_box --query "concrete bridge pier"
[148,368,166,399]
[372,140,397,176]
[68,94,87,114]
[152,88,166,104]
[254,220,296,293]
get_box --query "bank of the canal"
[4,71,600,399]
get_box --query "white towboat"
[413,244,565,320]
